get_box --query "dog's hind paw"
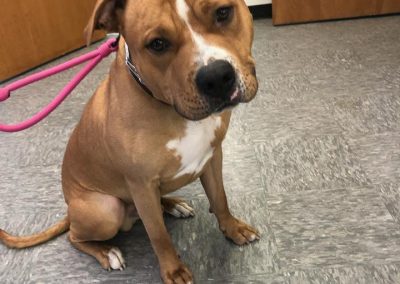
[169,202,195,218]
[107,248,126,271]
[162,197,195,218]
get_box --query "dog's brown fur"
[0,0,259,283]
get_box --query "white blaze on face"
[175,0,232,65]
[167,116,222,178]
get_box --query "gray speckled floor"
[1,15,400,283]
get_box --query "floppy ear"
[84,0,126,46]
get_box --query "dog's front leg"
[127,179,193,284]
[200,147,260,245]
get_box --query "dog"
[0,0,259,282]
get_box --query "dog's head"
[86,0,258,120]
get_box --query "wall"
[245,0,271,5]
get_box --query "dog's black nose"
[195,60,236,99]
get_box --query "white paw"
[166,201,195,218]
[107,248,126,271]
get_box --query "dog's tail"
[0,216,69,249]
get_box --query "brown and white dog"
[0,0,259,282]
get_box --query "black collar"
[124,41,154,97]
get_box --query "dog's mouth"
[174,86,244,121]
[213,87,241,113]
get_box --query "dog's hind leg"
[67,191,127,270]
[161,197,195,218]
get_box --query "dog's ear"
[84,0,126,46]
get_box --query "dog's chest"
[166,116,222,179]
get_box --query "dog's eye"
[215,6,233,23]
[147,38,170,53]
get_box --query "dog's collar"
[124,42,153,96]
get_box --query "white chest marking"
[175,0,232,65]
[167,116,222,178]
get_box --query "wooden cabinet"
[0,0,105,82]
[273,0,400,25]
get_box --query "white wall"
[245,0,271,6]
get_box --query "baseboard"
[249,4,272,19]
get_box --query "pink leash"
[0,38,118,133]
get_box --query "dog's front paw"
[219,217,260,246]
[160,260,193,284]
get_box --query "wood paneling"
[273,0,400,25]
[0,0,105,81]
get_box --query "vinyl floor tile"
[267,187,400,271]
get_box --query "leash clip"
[110,35,120,48]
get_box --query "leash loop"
[0,37,119,133]
[0,88,10,102]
